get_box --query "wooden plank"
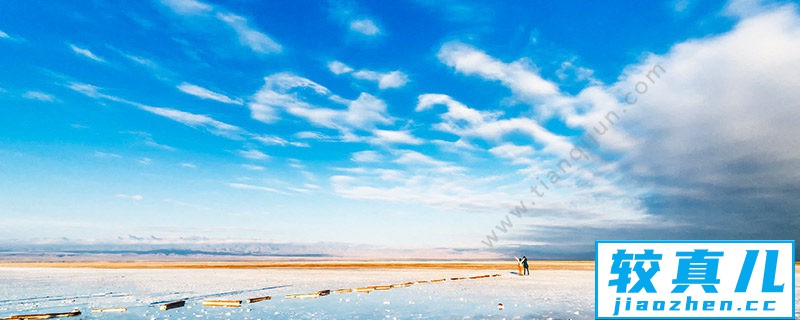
[354,287,373,293]
[316,289,331,296]
[159,300,186,311]
[284,293,319,299]
[91,307,126,313]
[8,309,81,319]
[416,280,429,284]
[202,300,242,308]
[469,275,490,279]
[491,274,502,277]
[334,288,352,294]
[373,285,392,290]
[430,278,446,283]
[245,296,271,303]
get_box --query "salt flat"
[0,268,593,319]
[2,268,798,319]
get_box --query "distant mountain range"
[0,237,502,261]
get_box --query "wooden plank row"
[6,309,81,319]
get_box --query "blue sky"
[1,0,798,259]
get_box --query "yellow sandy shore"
[0,260,595,270]
[1,261,796,270]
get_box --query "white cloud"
[351,150,382,163]
[251,135,310,148]
[138,105,242,138]
[349,19,380,36]
[555,60,595,83]
[369,129,424,145]
[416,93,497,125]
[69,82,245,139]
[327,61,354,75]
[295,131,332,140]
[177,82,242,105]
[127,131,175,151]
[248,72,330,123]
[138,158,153,165]
[238,149,268,160]
[227,182,283,194]
[393,150,464,173]
[287,187,312,193]
[329,60,409,89]
[94,151,122,159]
[332,159,647,226]
[341,93,393,128]
[252,135,288,146]
[394,150,445,167]
[615,4,800,193]
[160,0,280,54]
[0,30,9,39]
[489,143,535,164]
[352,70,409,89]
[438,41,559,106]
[673,0,690,12]
[490,2,800,245]
[416,93,572,155]
[68,83,104,98]
[329,1,382,37]
[724,0,780,18]
[431,139,480,154]
[161,0,213,15]
[330,171,511,213]
[180,162,197,168]
[241,164,265,171]
[69,44,105,63]
[22,91,57,102]
[216,13,282,54]
[115,194,144,201]
[250,73,393,133]
[123,54,158,68]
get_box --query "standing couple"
[515,256,529,276]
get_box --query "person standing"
[521,256,529,275]
[515,256,523,275]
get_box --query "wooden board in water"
[7,309,81,319]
